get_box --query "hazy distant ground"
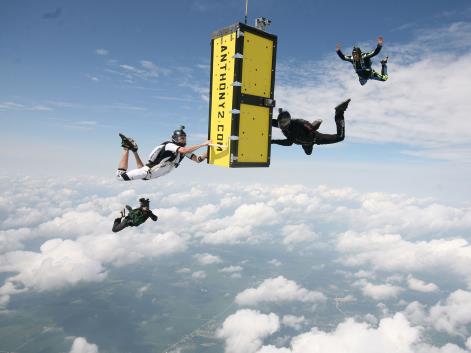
[0,177,470,353]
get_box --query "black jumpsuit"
[271,109,345,155]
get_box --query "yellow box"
[208,23,277,168]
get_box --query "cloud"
[429,290,471,337]
[282,315,306,330]
[407,275,439,293]
[194,253,222,265]
[113,60,168,82]
[255,313,471,353]
[281,224,318,246]
[276,22,471,161]
[69,337,99,353]
[136,284,150,298]
[404,289,471,339]
[0,102,53,111]
[235,276,326,306]
[197,202,278,244]
[2,176,471,315]
[0,230,186,306]
[192,270,206,279]
[354,279,404,300]
[0,239,106,295]
[219,266,243,273]
[337,231,471,285]
[217,309,280,353]
[95,48,109,56]
[268,259,282,267]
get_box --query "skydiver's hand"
[197,151,208,162]
[336,43,341,52]
[377,36,384,45]
[203,139,212,146]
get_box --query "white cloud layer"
[1,176,470,315]
[235,276,326,306]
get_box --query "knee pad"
[116,169,131,181]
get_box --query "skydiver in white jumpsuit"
[116,126,210,181]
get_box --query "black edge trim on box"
[267,34,277,167]
[231,161,270,168]
[241,94,276,107]
[207,39,215,164]
[230,26,244,167]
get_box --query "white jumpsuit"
[116,142,194,181]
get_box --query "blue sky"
[1,0,471,201]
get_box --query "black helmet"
[352,46,362,55]
[139,198,150,208]
[277,109,291,129]
[172,125,187,146]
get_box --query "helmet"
[352,46,362,56]
[277,109,291,129]
[139,198,150,208]
[172,125,187,146]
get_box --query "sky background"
[1,0,471,202]
[1,1,471,353]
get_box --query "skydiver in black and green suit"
[112,198,158,233]
[336,35,389,85]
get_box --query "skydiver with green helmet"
[336,35,389,86]
[271,99,351,155]
[112,198,158,233]
[116,126,211,182]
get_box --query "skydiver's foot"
[381,56,389,65]
[119,133,138,152]
[335,99,351,114]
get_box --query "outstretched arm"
[149,211,158,222]
[178,140,211,155]
[271,139,294,146]
[336,44,353,62]
[364,36,383,59]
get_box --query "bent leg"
[358,77,368,85]
[132,151,144,169]
[315,110,345,145]
[112,218,128,233]
[371,69,388,82]
[116,166,150,181]
[118,149,130,171]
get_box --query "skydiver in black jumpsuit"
[271,99,351,155]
